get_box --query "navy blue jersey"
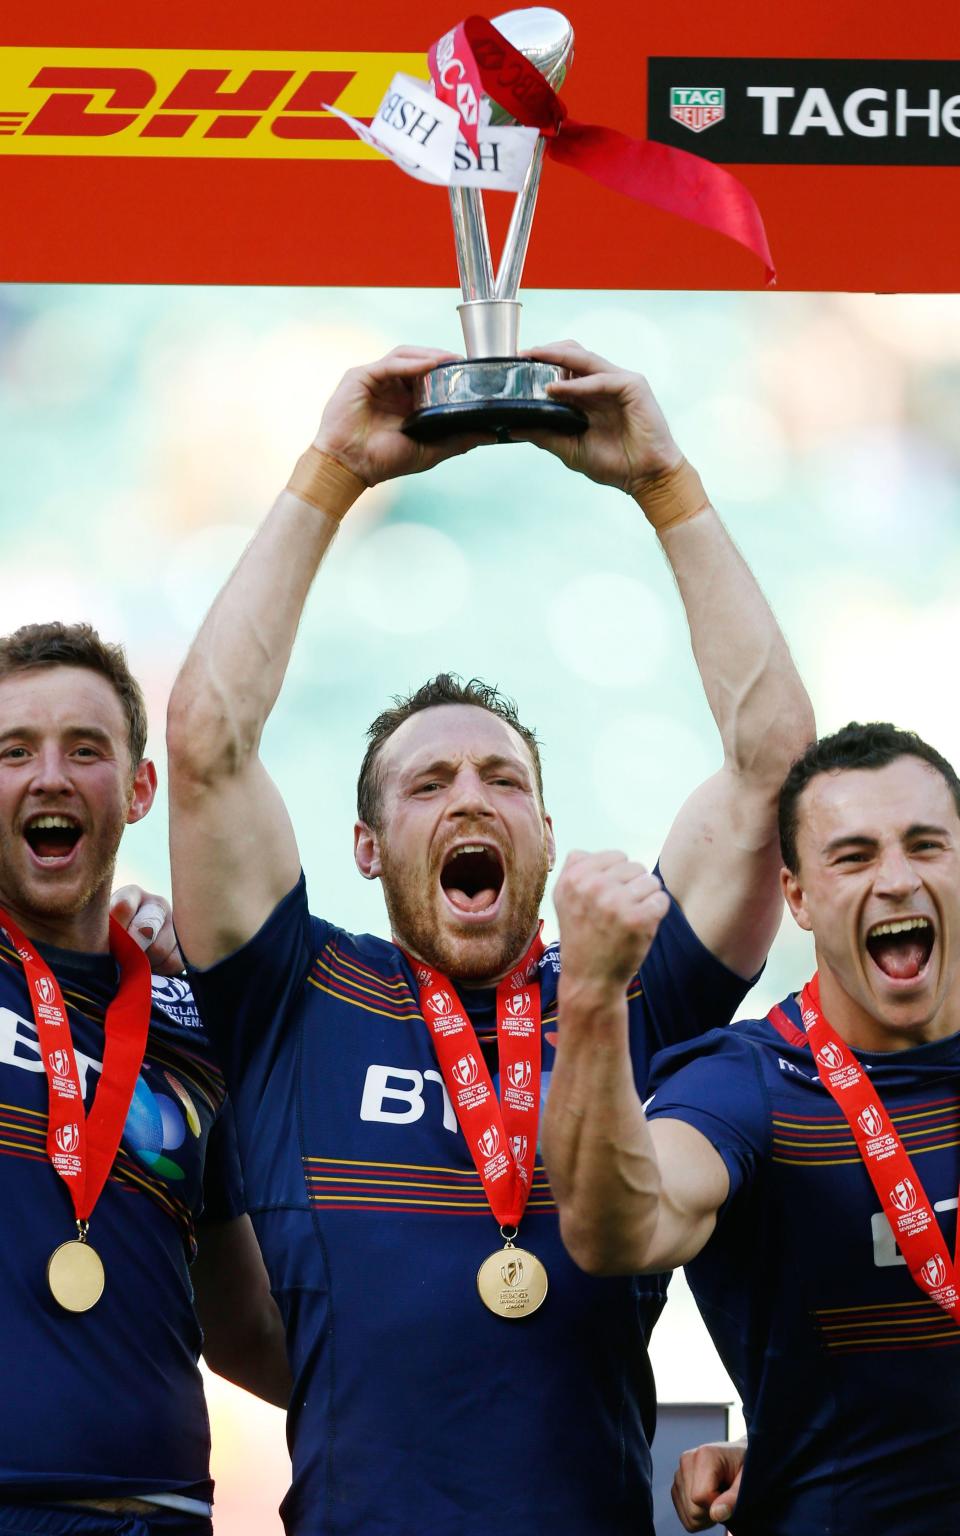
[187,873,752,1536]
[646,995,960,1536]
[0,931,243,1503]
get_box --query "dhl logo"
[0,48,426,158]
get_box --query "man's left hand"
[672,1437,746,1531]
[110,886,183,975]
[517,340,683,495]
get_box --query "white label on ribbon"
[426,125,538,190]
[324,73,458,182]
[326,74,538,191]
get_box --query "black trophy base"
[403,358,588,444]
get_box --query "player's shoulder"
[308,915,410,980]
[646,1014,779,1096]
[645,1007,798,1105]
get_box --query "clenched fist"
[553,850,671,995]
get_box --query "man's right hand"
[672,1437,746,1531]
[553,850,670,1000]
[313,345,488,486]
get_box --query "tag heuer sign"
[670,86,725,132]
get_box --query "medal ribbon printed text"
[409,928,545,1228]
[0,909,152,1228]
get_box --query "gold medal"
[477,1240,548,1319]
[47,1237,105,1313]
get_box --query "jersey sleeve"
[631,864,760,1061]
[184,873,320,1108]
[197,1097,246,1226]
[644,1028,771,1206]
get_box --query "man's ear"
[545,813,557,872]
[354,821,382,880]
[126,759,157,826]
[781,864,812,932]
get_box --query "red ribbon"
[407,928,544,1230]
[769,974,960,1321]
[429,15,775,286]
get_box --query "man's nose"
[874,844,921,899]
[29,747,73,795]
[448,770,494,816]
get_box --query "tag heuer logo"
[670,86,725,133]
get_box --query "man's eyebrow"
[0,724,115,746]
[399,752,528,782]
[822,823,952,855]
[903,822,953,840]
[822,834,877,855]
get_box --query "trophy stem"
[495,136,547,301]
[458,300,521,359]
[448,188,496,301]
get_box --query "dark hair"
[357,673,543,827]
[778,721,960,872]
[0,621,148,767]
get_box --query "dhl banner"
[0,49,414,161]
[0,0,955,290]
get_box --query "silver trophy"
[404,7,586,443]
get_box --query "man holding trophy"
[165,334,810,1534]
[164,10,794,1533]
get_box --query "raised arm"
[526,342,815,978]
[541,849,729,1275]
[166,347,479,969]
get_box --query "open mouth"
[23,814,83,865]
[440,843,505,915]
[865,916,935,982]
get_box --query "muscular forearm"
[653,492,814,783]
[542,977,661,1275]
[169,457,362,781]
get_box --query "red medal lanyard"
[409,927,545,1229]
[770,973,960,1320]
[0,909,152,1232]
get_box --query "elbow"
[166,668,253,789]
[558,1208,653,1278]
[730,698,816,798]
[782,697,817,763]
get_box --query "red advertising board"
[0,0,955,290]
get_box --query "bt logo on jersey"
[360,1063,456,1132]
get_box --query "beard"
[0,816,123,933]
[379,834,550,984]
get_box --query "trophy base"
[403,359,588,444]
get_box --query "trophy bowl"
[405,359,587,444]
